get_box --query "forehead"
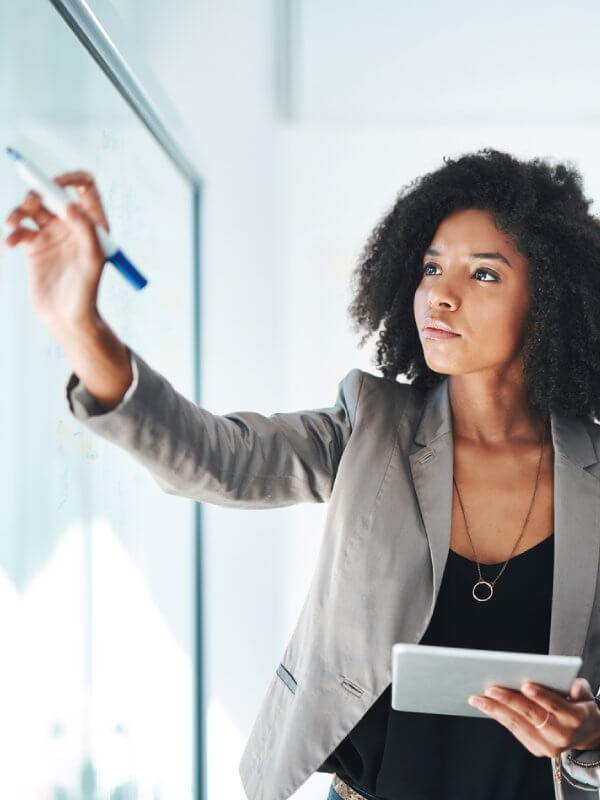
[430,208,513,247]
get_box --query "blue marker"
[5,146,148,290]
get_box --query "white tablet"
[391,643,582,717]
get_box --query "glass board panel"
[0,1,197,797]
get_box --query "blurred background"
[2,0,600,798]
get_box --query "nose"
[427,282,459,310]
[423,261,463,308]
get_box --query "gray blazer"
[66,346,600,800]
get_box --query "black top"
[318,534,555,800]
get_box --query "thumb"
[569,677,594,701]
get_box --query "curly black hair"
[347,147,600,421]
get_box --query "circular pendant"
[473,579,493,602]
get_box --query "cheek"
[481,298,527,334]
[413,285,425,313]
[472,303,529,359]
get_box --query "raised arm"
[3,168,364,509]
[66,345,364,507]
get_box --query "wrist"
[574,734,600,751]
[52,313,133,412]
[48,307,104,343]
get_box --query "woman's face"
[412,207,532,377]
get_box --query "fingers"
[4,170,111,242]
[54,171,110,232]
[470,683,585,756]
[3,199,104,267]
[520,682,586,726]
[5,190,55,231]
[3,226,37,247]
[469,691,560,756]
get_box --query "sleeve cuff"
[561,748,600,790]
[65,345,139,419]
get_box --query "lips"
[423,327,460,340]
[421,318,461,340]
[422,317,459,335]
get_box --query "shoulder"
[339,367,425,417]
[342,367,422,395]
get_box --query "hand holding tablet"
[392,643,600,763]
[391,643,582,718]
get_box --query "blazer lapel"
[549,414,600,658]
[408,376,600,658]
[408,378,454,618]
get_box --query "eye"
[422,263,499,282]
[473,268,499,282]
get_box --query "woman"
[5,148,600,800]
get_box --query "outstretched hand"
[467,677,600,758]
[3,170,108,330]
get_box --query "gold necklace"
[452,418,548,602]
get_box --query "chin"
[423,359,465,376]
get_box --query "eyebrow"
[425,247,512,268]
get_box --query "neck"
[447,372,547,447]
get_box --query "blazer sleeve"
[561,748,600,790]
[65,345,365,508]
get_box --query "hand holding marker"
[3,149,138,410]
[5,147,147,290]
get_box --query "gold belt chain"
[332,774,374,800]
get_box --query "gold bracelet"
[567,752,600,767]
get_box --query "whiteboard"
[0,0,198,796]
